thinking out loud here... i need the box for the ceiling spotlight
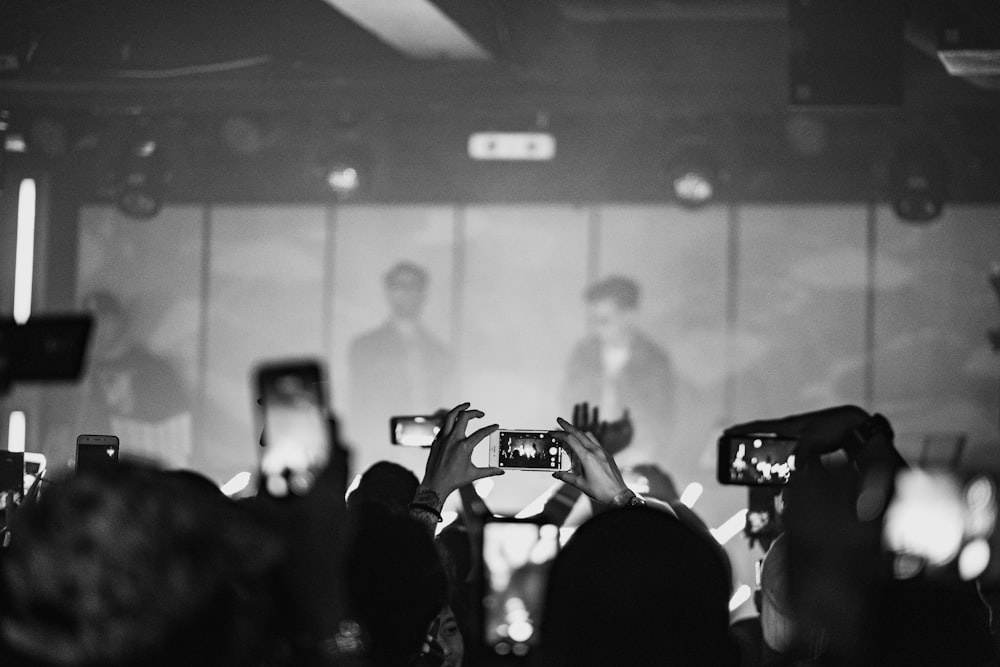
[665,140,721,208]
[325,162,360,197]
[889,142,948,224]
[113,125,166,220]
[318,140,368,200]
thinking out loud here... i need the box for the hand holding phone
[716,434,798,486]
[416,403,503,507]
[255,359,330,498]
[488,430,569,472]
[548,417,630,505]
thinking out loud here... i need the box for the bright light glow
[5,134,27,152]
[326,166,359,195]
[507,620,533,643]
[220,471,252,497]
[7,411,26,453]
[680,482,704,508]
[468,132,556,161]
[959,538,991,581]
[345,473,363,500]
[673,171,713,203]
[884,470,964,566]
[321,0,490,60]
[729,584,752,611]
[711,509,748,545]
[14,179,37,324]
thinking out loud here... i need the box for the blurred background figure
[562,275,675,468]
[75,291,192,468]
[348,262,453,468]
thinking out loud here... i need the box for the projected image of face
[587,298,633,346]
[385,266,427,321]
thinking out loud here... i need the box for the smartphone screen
[481,520,572,656]
[255,360,328,497]
[717,434,798,486]
[75,435,120,475]
[389,415,442,448]
[0,451,24,496]
[496,431,564,471]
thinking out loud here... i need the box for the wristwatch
[609,488,647,509]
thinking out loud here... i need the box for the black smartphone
[254,359,329,497]
[480,517,568,657]
[75,434,120,475]
[0,451,24,497]
[717,433,798,486]
[389,415,443,448]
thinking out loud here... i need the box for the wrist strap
[408,502,443,522]
[609,488,645,508]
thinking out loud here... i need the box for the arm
[409,402,504,532]
[549,418,674,516]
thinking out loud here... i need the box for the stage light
[468,132,556,161]
[729,584,752,612]
[220,471,252,497]
[680,482,704,508]
[318,140,369,200]
[325,163,360,197]
[14,178,36,324]
[8,411,26,453]
[664,140,721,208]
[711,509,748,545]
[113,125,166,220]
[889,142,948,224]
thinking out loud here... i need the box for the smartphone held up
[717,433,798,486]
[254,359,330,498]
[488,430,570,472]
[75,434,120,475]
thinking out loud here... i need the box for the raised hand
[549,417,630,505]
[724,405,871,458]
[571,401,634,456]
[414,402,503,512]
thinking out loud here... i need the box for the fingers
[451,408,485,440]
[473,466,505,480]
[442,402,471,435]
[465,423,499,447]
[552,470,579,486]
[572,402,584,427]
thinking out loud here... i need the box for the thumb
[552,470,579,486]
[475,466,505,480]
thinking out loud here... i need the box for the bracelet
[609,488,646,509]
[408,502,443,522]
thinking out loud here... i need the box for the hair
[540,507,736,667]
[0,463,283,667]
[384,262,429,289]
[347,461,420,516]
[584,275,640,310]
[346,504,447,667]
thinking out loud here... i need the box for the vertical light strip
[13,178,37,324]
[8,411,26,453]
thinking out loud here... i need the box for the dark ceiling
[1,0,999,204]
